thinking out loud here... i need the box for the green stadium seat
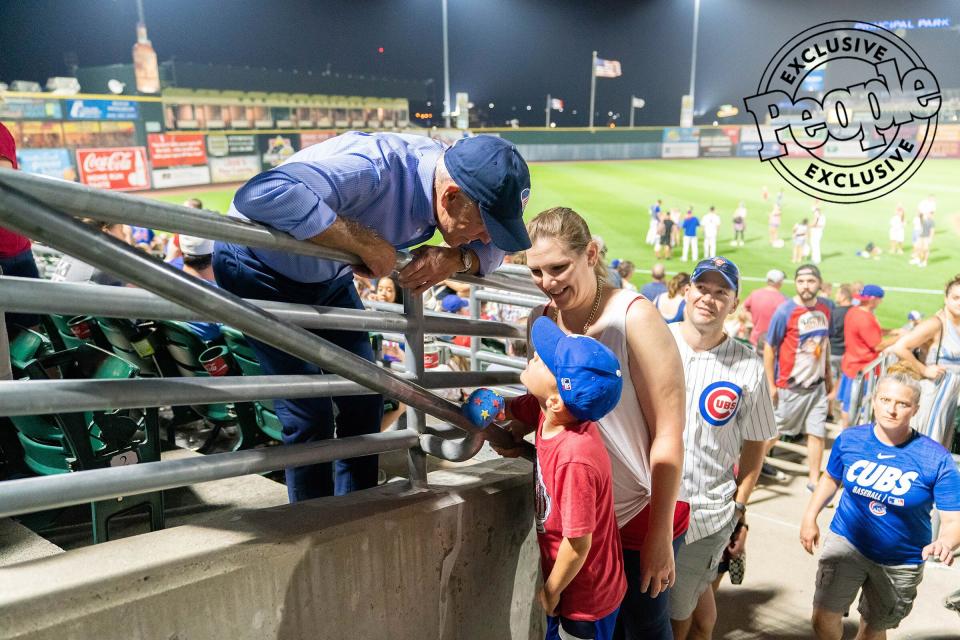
[94,318,161,375]
[153,321,268,450]
[220,326,282,443]
[7,343,164,543]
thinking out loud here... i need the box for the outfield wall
[5,86,959,191]
[0,459,542,640]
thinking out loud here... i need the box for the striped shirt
[669,323,777,543]
[227,131,504,283]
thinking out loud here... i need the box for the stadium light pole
[688,0,701,118]
[442,0,452,128]
[589,51,597,129]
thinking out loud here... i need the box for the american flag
[594,57,622,78]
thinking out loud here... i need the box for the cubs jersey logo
[699,381,743,427]
[869,500,887,517]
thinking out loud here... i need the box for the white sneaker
[909,258,919,265]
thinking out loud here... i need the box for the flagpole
[629,95,635,128]
[589,50,597,129]
[545,94,551,128]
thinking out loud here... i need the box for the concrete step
[25,447,289,550]
[0,518,64,567]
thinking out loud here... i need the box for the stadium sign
[744,21,940,204]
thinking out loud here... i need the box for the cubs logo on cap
[699,381,742,427]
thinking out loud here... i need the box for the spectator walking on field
[810,206,826,264]
[732,202,747,247]
[889,205,906,255]
[701,206,721,258]
[681,209,700,262]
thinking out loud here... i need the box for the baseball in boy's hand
[460,388,505,428]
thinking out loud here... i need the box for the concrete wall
[0,459,543,640]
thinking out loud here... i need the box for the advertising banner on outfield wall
[76,147,151,191]
[259,134,299,170]
[148,133,208,168]
[928,124,960,158]
[66,99,139,121]
[206,134,257,157]
[699,127,740,157]
[16,148,77,181]
[661,127,699,158]
[151,165,211,189]
[0,98,62,120]
[209,155,261,183]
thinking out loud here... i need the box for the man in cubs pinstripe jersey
[668,257,778,640]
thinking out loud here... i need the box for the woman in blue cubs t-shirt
[800,368,960,639]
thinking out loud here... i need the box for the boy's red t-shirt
[512,393,626,621]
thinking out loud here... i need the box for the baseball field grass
[148,158,960,328]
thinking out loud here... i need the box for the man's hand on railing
[398,245,462,296]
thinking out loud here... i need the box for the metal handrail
[0,178,535,517]
[0,169,542,297]
[0,371,522,417]
[0,276,526,339]
[0,431,420,519]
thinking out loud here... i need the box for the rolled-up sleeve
[467,240,505,277]
[232,156,381,241]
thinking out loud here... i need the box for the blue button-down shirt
[228,131,504,283]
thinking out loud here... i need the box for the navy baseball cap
[860,284,885,299]
[530,316,623,422]
[445,135,532,252]
[692,256,740,293]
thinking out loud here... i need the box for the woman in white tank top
[891,276,960,449]
[496,207,686,640]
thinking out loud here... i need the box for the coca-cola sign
[76,147,151,191]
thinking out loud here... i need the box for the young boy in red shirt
[512,316,627,640]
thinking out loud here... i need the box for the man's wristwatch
[456,247,474,274]
[734,501,747,517]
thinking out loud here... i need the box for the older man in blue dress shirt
[213,131,531,502]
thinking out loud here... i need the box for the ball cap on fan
[530,316,623,422]
[444,135,531,253]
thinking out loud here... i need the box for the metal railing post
[469,285,480,371]
[402,291,428,489]
[0,266,10,382]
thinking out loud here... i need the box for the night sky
[2,0,959,126]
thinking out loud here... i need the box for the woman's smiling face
[525,236,598,311]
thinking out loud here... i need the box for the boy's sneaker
[761,462,788,482]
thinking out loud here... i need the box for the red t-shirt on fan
[0,229,31,258]
[512,393,626,621]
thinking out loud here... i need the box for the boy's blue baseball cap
[530,316,623,422]
[445,135,532,253]
[692,256,740,293]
